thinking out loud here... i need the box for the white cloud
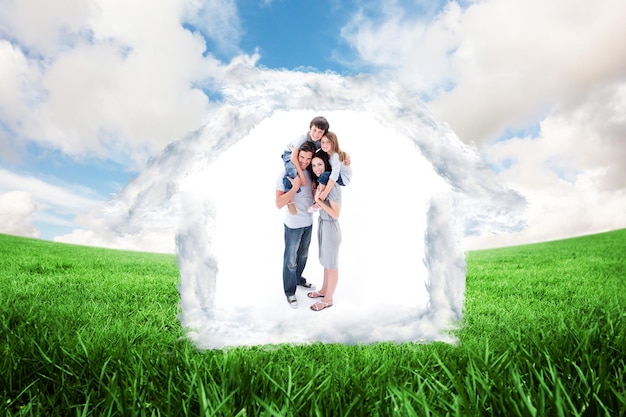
[344,0,626,143]
[0,190,39,238]
[0,168,104,241]
[0,169,102,211]
[0,0,95,55]
[0,0,238,166]
[183,0,241,54]
[342,0,626,248]
[465,83,626,249]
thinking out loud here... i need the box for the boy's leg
[282,151,299,192]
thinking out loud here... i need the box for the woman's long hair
[308,148,332,181]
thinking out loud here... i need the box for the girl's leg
[317,171,330,185]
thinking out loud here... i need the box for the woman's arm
[314,187,340,219]
[319,154,340,199]
[319,179,336,200]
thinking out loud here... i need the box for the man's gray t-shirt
[276,170,314,229]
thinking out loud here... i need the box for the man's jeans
[283,224,312,296]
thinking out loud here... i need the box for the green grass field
[1,230,625,416]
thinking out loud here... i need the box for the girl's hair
[310,116,329,134]
[308,148,332,181]
[323,131,347,162]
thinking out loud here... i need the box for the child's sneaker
[307,205,320,213]
[288,202,298,215]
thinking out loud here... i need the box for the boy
[281,116,329,193]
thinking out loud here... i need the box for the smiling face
[311,156,326,177]
[298,150,313,170]
[309,125,325,141]
[320,135,332,153]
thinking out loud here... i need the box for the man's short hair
[299,141,316,154]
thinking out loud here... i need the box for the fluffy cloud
[465,84,626,248]
[0,190,39,238]
[0,0,239,165]
[342,0,626,248]
[0,168,103,240]
[343,0,626,144]
[2,0,624,254]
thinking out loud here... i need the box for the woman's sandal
[307,291,325,299]
[310,301,333,311]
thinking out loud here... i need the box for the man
[276,141,317,308]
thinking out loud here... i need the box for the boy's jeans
[282,151,299,191]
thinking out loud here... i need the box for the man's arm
[276,176,302,209]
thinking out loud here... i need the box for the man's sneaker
[286,295,298,309]
[298,281,316,290]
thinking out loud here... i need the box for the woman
[307,148,342,311]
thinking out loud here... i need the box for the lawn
[1,230,625,416]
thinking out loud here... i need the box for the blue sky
[1,0,625,251]
[238,1,351,71]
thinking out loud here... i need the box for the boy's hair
[299,141,316,155]
[324,131,347,162]
[310,116,329,134]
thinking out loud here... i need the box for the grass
[1,230,625,416]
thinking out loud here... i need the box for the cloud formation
[0,190,38,238]
[0,0,230,164]
[73,68,523,347]
[1,0,624,249]
[342,0,626,247]
[0,168,102,238]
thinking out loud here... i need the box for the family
[275,116,352,311]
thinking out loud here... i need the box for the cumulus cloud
[343,0,626,143]
[0,190,39,238]
[342,0,626,248]
[0,0,238,166]
[465,83,626,248]
[0,168,103,241]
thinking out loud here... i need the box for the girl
[316,131,352,201]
